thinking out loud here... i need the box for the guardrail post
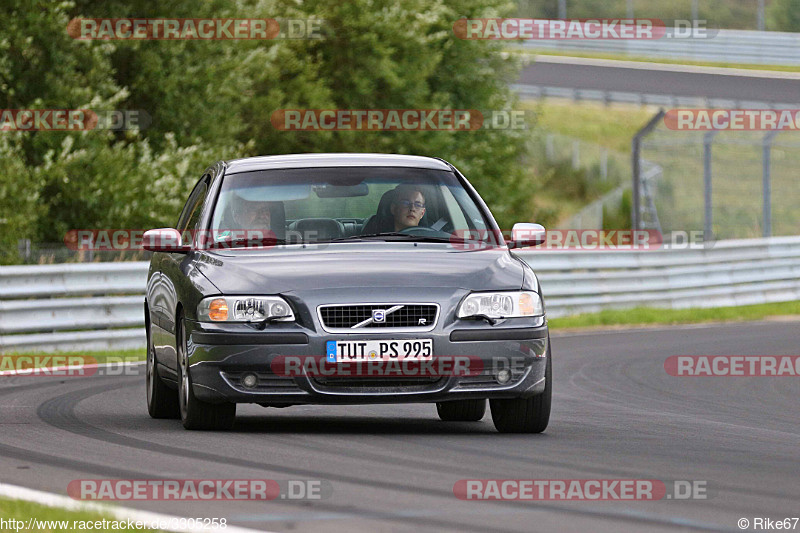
[600,148,608,181]
[631,109,665,231]
[762,131,778,237]
[17,239,31,262]
[703,131,718,240]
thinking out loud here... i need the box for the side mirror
[142,228,191,253]
[511,223,546,248]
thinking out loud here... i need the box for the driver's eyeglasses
[397,200,425,211]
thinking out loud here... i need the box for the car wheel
[146,319,180,419]
[176,313,236,430]
[436,399,486,422]
[490,339,552,434]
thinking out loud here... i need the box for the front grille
[319,304,438,330]
[313,376,441,387]
[311,376,445,393]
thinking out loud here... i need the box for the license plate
[326,339,433,362]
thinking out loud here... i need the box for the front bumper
[185,318,549,405]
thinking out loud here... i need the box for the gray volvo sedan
[143,153,551,432]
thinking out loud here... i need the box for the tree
[767,0,800,31]
[1,0,533,255]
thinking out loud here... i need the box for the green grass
[0,498,165,532]
[549,300,800,329]
[0,349,145,370]
[521,99,652,153]
[44,349,145,363]
[516,50,800,73]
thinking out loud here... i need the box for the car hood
[195,243,525,294]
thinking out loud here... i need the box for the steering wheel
[399,226,450,238]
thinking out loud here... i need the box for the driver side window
[176,176,210,233]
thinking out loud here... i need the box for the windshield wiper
[328,232,452,243]
[333,232,409,240]
[209,236,287,249]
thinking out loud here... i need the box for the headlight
[457,291,544,319]
[197,296,295,322]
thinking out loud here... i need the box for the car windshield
[209,166,493,248]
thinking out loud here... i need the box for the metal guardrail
[0,262,149,353]
[1,236,799,352]
[512,84,799,109]
[517,29,800,66]
[518,236,800,316]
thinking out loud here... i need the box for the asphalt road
[519,58,800,104]
[1,321,798,532]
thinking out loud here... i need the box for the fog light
[496,369,512,384]
[242,373,258,389]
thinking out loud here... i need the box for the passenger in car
[213,195,277,245]
[231,195,272,231]
[390,184,426,231]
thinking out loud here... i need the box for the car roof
[223,153,452,174]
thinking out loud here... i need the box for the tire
[490,339,552,434]
[177,313,236,430]
[146,319,180,419]
[436,399,486,422]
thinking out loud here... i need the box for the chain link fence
[636,115,800,240]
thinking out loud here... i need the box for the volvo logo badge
[351,305,404,329]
